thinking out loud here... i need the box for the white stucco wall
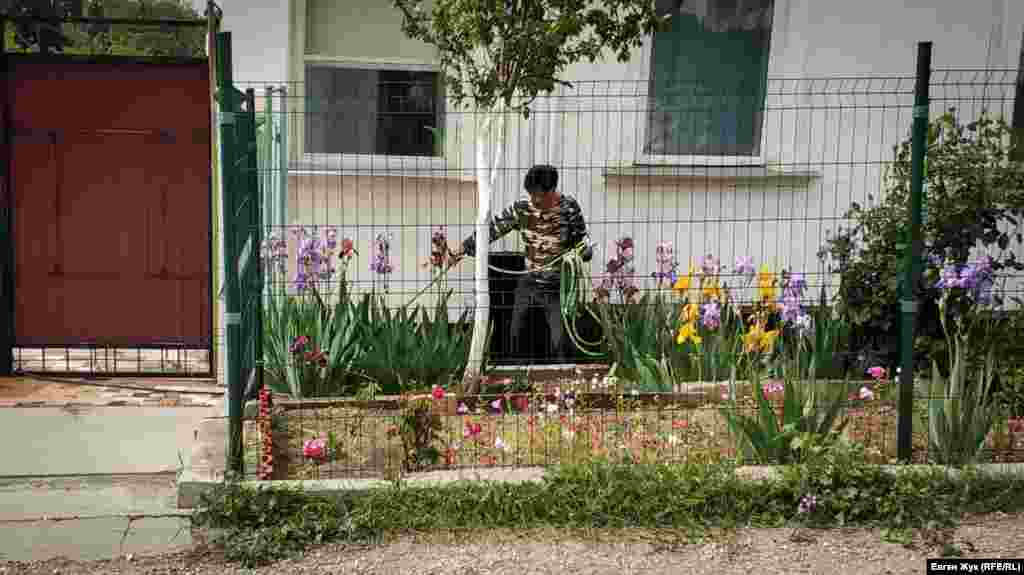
[197,0,290,82]
[217,0,1024,315]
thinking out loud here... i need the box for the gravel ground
[4,512,1024,575]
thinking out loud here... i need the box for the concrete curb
[176,462,1024,509]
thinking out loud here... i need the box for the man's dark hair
[524,164,558,193]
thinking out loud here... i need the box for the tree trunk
[461,108,506,395]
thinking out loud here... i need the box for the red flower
[290,335,309,354]
[1009,418,1024,434]
[671,419,689,430]
[340,238,355,257]
[432,385,446,400]
[511,394,529,411]
[463,421,482,438]
[303,349,327,367]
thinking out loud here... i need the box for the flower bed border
[243,378,867,419]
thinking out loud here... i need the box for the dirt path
[6,512,1024,575]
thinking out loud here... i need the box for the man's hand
[449,245,466,265]
[581,244,594,263]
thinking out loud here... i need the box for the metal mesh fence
[231,63,1024,479]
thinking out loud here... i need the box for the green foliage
[264,287,471,398]
[819,109,1024,358]
[719,377,849,465]
[263,291,364,398]
[995,363,1024,417]
[2,0,83,53]
[193,457,1024,566]
[926,293,1002,465]
[780,440,962,530]
[396,398,445,471]
[788,288,851,379]
[191,483,363,569]
[355,291,471,395]
[392,0,669,116]
[928,356,999,465]
[593,294,685,384]
[691,297,746,382]
[4,0,205,57]
[628,348,676,394]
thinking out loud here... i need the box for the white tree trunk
[461,108,506,394]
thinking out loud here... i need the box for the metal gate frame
[214,31,263,476]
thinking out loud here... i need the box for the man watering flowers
[450,164,593,362]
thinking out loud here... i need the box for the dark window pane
[304,65,443,157]
[645,0,773,157]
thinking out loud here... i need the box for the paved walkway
[0,377,224,562]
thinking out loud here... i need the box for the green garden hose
[406,241,606,356]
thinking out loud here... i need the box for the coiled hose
[407,241,606,356]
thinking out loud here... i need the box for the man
[451,164,592,362]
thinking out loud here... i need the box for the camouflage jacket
[462,194,589,284]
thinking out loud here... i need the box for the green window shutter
[646,0,774,157]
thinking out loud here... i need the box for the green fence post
[215,30,244,478]
[278,86,288,232]
[245,87,265,405]
[897,41,931,463]
[262,86,274,238]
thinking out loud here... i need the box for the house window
[644,0,774,158]
[304,65,444,157]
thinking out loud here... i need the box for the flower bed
[245,380,1024,481]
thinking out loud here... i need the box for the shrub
[819,109,1024,367]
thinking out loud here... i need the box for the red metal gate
[5,55,212,373]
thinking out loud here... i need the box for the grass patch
[193,441,1024,568]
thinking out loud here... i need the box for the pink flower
[456,402,468,415]
[431,385,446,400]
[859,386,875,401]
[463,422,482,438]
[762,381,784,395]
[290,335,309,354]
[490,398,503,412]
[867,366,887,380]
[303,438,327,461]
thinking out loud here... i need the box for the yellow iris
[743,321,779,354]
[672,265,696,295]
[676,321,702,346]
[702,280,722,302]
[681,302,700,324]
[757,265,777,303]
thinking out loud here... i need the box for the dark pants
[510,274,564,363]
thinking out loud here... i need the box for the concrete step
[0,474,192,562]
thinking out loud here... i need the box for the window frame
[297,56,448,173]
[638,0,782,167]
